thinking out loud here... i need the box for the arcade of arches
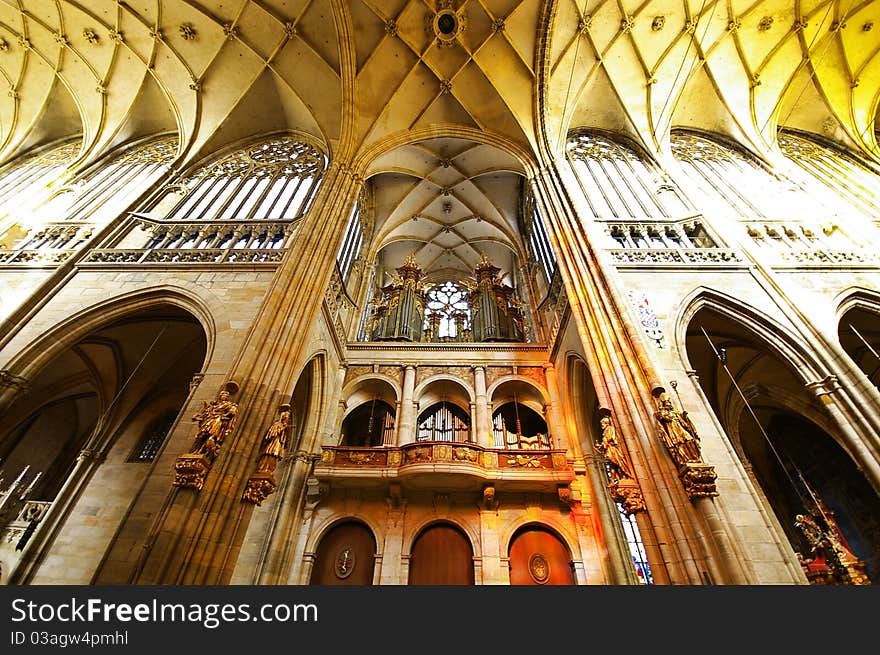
[1,1,880,587]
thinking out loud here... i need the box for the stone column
[478,509,503,583]
[472,365,491,447]
[397,364,417,444]
[542,364,568,450]
[131,161,365,585]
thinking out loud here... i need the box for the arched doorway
[408,523,474,585]
[0,303,207,583]
[687,305,880,583]
[509,526,575,585]
[310,521,377,585]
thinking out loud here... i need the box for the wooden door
[409,524,475,585]
[509,527,574,585]
[310,522,376,585]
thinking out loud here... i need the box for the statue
[242,403,293,505]
[191,385,239,459]
[173,380,239,491]
[653,392,702,466]
[597,413,635,483]
[255,404,292,475]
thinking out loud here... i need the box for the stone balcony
[313,442,574,494]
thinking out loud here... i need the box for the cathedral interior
[0,0,879,586]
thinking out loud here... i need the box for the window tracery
[164,135,325,221]
[424,281,472,340]
[778,130,880,220]
[567,132,690,219]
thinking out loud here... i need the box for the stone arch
[305,514,383,557]
[500,516,581,566]
[674,287,825,383]
[341,375,401,419]
[414,375,474,412]
[1,286,217,386]
[487,375,550,413]
[403,516,480,559]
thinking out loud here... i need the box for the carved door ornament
[334,546,356,579]
[528,553,550,584]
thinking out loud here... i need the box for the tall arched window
[566,131,690,219]
[0,138,81,229]
[670,130,821,221]
[64,135,179,222]
[164,135,326,221]
[778,130,880,220]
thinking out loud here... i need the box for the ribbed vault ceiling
[0,1,878,171]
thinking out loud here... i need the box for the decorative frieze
[81,248,285,266]
[610,249,744,267]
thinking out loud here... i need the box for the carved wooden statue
[654,395,702,466]
[598,415,635,483]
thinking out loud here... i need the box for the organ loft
[0,1,879,586]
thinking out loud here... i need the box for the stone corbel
[304,477,328,510]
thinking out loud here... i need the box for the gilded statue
[598,414,635,483]
[654,394,702,466]
[255,404,292,475]
[191,387,239,458]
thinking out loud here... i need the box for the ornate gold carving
[795,500,870,585]
[242,404,292,505]
[242,473,277,506]
[597,409,636,484]
[173,382,239,490]
[434,445,452,460]
[678,463,719,499]
[172,453,212,491]
[481,451,498,468]
[348,451,376,464]
[653,387,703,467]
[506,454,543,468]
[453,447,478,462]
[405,446,431,463]
[334,546,356,578]
[551,452,568,469]
[321,449,336,464]
[609,478,647,515]
[387,450,402,466]
[529,553,550,583]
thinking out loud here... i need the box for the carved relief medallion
[529,553,550,584]
[334,546,356,579]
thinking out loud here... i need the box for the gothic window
[567,132,690,219]
[127,412,177,463]
[491,403,549,449]
[337,202,363,281]
[0,138,80,228]
[424,281,471,339]
[64,135,179,222]
[670,130,830,223]
[778,130,880,220]
[164,135,326,221]
[417,402,471,442]
[341,400,395,447]
[616,506,653,584]
[522,189,556,285]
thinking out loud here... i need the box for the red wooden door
[509,527,574,585]
[310,522,376,585]
[409,524,475,585]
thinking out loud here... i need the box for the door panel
[310,522,376,585]
[409,524,474,585]
[509,528,574,585]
